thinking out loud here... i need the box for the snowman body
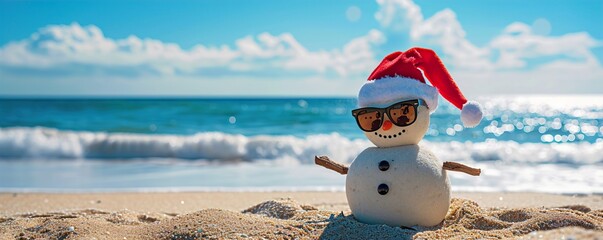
[346,144,450,227]
[339,47,483,227]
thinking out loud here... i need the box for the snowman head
[353,98,430,147]
[355,48,484,147]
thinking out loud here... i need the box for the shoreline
[2,191,602,216]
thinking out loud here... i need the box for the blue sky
[1,0,602,96]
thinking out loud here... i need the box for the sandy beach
[1,192,602,239]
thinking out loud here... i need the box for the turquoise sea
[0,95,601,193]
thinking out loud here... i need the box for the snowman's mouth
[374,130,406,139]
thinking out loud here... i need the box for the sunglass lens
[356,109,382,132]
[388,103,417,126]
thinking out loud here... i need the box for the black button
[378,184,389,195]
[378,161,390,171]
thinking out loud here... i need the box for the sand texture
[1,196,602,239]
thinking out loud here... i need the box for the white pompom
[461,101,483,128]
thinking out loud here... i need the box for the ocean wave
[0,127,370,163]
[1,127,602,165]
[425,140,603,165]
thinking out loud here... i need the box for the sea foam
[0,127,369,163]
[1,127,601,166]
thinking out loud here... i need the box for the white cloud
[374,0,602,72]
[373,0,603,96]
[0,23,385,76]
[375,0,422,32]
[375,0,490,70]
[490,22,600,69]
[1,0,602,96]
[0,24,239,74]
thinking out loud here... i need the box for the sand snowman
[316,47,483,228]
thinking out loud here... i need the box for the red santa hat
[358,47,483,127]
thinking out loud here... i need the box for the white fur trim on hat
[461,101,483,128]
[358,76,439,112]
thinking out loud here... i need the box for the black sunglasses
[351,99,426,132]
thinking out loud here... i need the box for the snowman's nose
[382,120,393,131]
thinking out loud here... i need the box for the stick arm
[314,156,348,175]
[315,156,481,176]
[443,161,481,176]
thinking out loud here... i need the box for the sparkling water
[1,95,602,193]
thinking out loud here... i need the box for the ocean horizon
[1,94,602,194]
